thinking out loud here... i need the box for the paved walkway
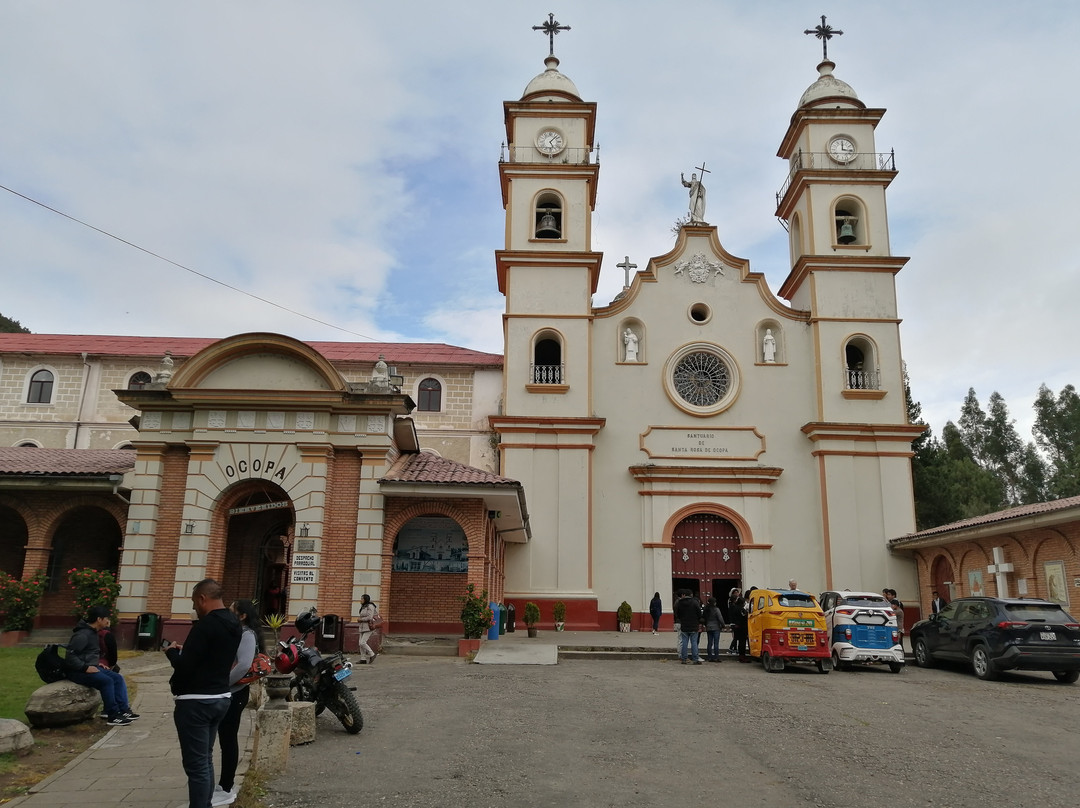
[9,629,911,807]
[8,653,253,808]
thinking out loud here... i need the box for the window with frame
[27,369,54,404]
[128,371,153,390]
[417,378,442,412]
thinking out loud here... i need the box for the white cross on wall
[986,546,1014,598]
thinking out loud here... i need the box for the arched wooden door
[931,555,955,602]
[671,513,741,604]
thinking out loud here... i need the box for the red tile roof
[0,334,503,367]
[0,447,136,476]
[379,452,520,487]
[890,494,1080,545]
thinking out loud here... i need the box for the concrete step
[21,628,70,646]
[559,649,675,661]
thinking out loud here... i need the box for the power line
[0,182,379,341]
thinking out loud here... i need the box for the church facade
[0,40,926,641]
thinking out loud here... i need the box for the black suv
[910,597,1080,683]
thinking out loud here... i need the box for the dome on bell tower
[798,60,864,109]
[522,56,581,101]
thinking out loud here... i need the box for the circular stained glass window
[664,343,740,416]
[673,352,730,406]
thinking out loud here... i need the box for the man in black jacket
[165,578,242,808]
[674,590,704,665]
[64,605,137,726]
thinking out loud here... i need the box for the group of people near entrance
[63,579,260,808]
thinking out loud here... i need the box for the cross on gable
[987,546,1015,598]
[616,255,637,289]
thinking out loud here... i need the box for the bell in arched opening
[536,208,561,239]
[837,217,857,244]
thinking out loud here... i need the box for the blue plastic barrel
[487,602,501,640]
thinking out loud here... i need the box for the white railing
[776,150,896,203]
[503,146,596,165]
[531,364,564,384]
[844,367,882,390]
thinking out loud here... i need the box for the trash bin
[487,602,501,641]
[506,602,516,633]
[499,603,508,635]
[134,613,160,651]
[318,614,343,652]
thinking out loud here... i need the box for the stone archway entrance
[220,482,294,617]
[671,513,742,610]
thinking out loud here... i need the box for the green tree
[956,388,1044,506]
[1033,384,1080,499]
[0,312,30,333]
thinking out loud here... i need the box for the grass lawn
[0,647,46,723]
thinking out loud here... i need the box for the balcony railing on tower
[844,367,882,391]
[531,364,564,384]
[775,149,896,206]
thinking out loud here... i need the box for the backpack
[36,644,67,684]
[236,651,273,685]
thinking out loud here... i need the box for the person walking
[213,599,263,807]
[649,592,663,635]
[358,593,379,664]
[731,595,750,662]
[726,587,741,654]
[702,597,725,662]
[674,590,703,665]
[63,605,138,726]
[165,579,242,808]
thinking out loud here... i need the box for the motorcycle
[275,609,363,734]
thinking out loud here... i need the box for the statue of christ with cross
[680,162,710,223]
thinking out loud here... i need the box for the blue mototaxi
[819,590,905,673]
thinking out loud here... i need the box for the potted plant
[263,612,288,656]
[617,601,633,633]
[552,601,566,631]
[523,601,541,638]
[458,584,493,656]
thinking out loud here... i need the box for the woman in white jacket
[358,593,378,664]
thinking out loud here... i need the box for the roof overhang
[379,481,531,543]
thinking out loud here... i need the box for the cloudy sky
[1,2,1077,440]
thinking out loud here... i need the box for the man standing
[64,605,138,726]
[931,590,949,614]
[674,590,703,665]
[165,579,242,808]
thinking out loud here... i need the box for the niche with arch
[833,196,867,247]
[533,191,565,240]
[789,212,805,264]
[842,334,883,393]
[618,319,645,363]
[530,329,565,386]
[756,320,784,365]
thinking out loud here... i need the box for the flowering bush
[68,568,121,623]
[0,570,47,631]
[458,584,493,639]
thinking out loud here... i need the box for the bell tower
[491,17,606,626]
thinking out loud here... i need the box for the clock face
[536,129,565,155]
[828,136,857,163]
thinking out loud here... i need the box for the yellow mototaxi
[746,588,832,673]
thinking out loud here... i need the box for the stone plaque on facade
[366,415,386,434]
[266,412,285,430]
[142,411,162,430]
[295,412,314,430]
[237,411,256,429]
[295,538,316,553]
[208,410,227,429]
[639,426,765,460]
[292,553,317,568]
[338,414,356,433]
[291,568,318,584]
[172,411,192,430]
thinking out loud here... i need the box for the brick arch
[0,501,29,579]
[384,500,486,560]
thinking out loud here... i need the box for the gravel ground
[265,655,1080,808]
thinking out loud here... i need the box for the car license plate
[333,667,352,681]
[1040,631,1057,641]
[789,632,814,647]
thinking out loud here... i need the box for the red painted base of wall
[0,631,29,647]
[458,638,482,656]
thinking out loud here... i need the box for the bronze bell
[837,221,856,244]
[536,211,561,238]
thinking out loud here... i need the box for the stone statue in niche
[763,329,777,363]
[623,328,639,362]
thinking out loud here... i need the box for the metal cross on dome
[804,15,843,61]
[533,12,570,57]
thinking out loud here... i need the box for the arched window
[17,441,39,448]
[417,378,442,412]
[532,334,563,384]
[834,197,865,245]
[27,369,54,404]
[127,371,153,390]
[844,336,880,390]
[534,192,563,240]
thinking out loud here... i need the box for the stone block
[288,701,317,745]
[0,718,33,754]
[24,681,101,728]
[252,705,291,770]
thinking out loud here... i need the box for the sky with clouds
[1,1,1077,441]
